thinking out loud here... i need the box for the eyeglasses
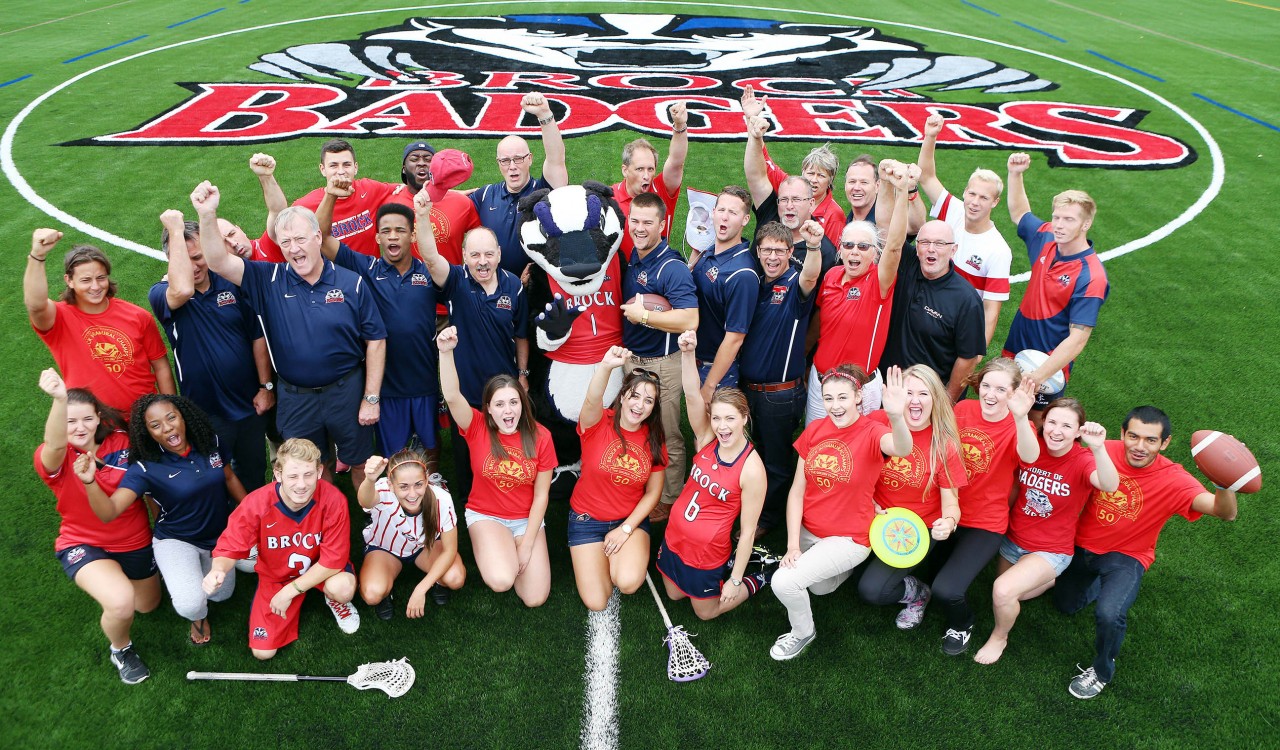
[777,196,811,205]
[916,239,955,249]
[840,241,874,251]
[497,154,532,167]
[759,246,790,256]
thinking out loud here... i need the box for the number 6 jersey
[213,479,351,583]
[664,441,755,570]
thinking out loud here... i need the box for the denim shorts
[999,537,1073,576]
[465,508,544,538]
[566,510,651,547]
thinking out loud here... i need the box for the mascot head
[518,181,623,297]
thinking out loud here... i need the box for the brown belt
[742,378,803,393]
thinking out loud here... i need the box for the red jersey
[813,266,895,375]
[35,431,151,553]
[295,178,410,257]
[461,409,558,520]
[570,409,667,520]
[612,174,680,256]
[955,400,1022,534]
[1076,441,1204,569]
[34,299,168,415]
[794,416,891,544]
[546,254,624,364]
[1008,439,1097,555]
[665,441,754,569]
[763,146,844,246]
[869,413,968,526]
[251,231,284,263]
[213,480,350,583]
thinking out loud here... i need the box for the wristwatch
[259,382,274,392]
[620,523,634,535]
[729,577,743,587]
[364,393,380,405]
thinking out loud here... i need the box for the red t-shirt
[213,479,350,583]
[762,145,844,246]
[794,416,890,544]
[461,408,557,520]
[34,431,151,553]
[665,441,753,570]
[869,412,968,526]
[955,400,1022,534]
[295,178,410,257]
[546,254,624,364]
[34,299,168,415]
[570,409,667,520]
[1075,441,1204,569]
[612,174,680,256]
[251,231,285,263]
[813,266,895,375]
[1008,438,1097,555]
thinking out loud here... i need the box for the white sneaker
[769,631,816,661]
[326,597,361,634]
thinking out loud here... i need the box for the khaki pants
[625,351,685,506]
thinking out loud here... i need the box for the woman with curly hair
[82,393,246,645]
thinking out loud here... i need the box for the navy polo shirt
[879,246,986,380]
[119,443,230,550]
[332,244,438,399]
[690,241,758,362]
[740,267,816,384]
[471,176,551,277]
[237,258,386,388]
[149,272,262,422]
[621,241,699,358]
[439,264,528,407]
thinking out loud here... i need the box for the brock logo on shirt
[209,451,224,469]
[411,273,429,286]
[216,291,237,306]
[845,287,862,301]
[705,265,719,283]
[636,271,649,287]
[1058,274,1073,287]
[252,626,269,641]
[496,295,513,311]
[325,289,346,304]
[771,285,787,304]
[965,254,983,270]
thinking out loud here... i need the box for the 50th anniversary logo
[5,8,1220,263]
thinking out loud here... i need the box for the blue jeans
[744,383,806,531]
[1053,547,1146,683]
[697,359,739,389]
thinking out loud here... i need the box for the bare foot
[973,636,1007,664]
[189,617,211,645]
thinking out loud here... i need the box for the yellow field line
[1226,0,1280,10]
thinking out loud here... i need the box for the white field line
[580,589,621,750]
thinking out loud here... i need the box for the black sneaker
[374,595,394,621]
[941,627,972,656]
[429,583,450,606]
[110,645,149,685]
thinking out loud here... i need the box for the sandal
[189,617,211,646]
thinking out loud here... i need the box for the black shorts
[56,543,157,581]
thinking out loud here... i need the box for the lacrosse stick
[645,573,711,682]
[187,657,415,698]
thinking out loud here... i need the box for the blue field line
[1193,93,1280,132]
[63,35,148,64]
[1085,50,1165,82]
[961,0,1001,16]
[0,74,33,88]
[168,8,225,29]
[1012,21,1067,43]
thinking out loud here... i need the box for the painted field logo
[88,13,1194,169]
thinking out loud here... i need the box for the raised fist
[249,153,277,176]
[30,228,63,260]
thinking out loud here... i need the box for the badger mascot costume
[517,182,627,498]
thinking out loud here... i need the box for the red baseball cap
[426,149,473,201]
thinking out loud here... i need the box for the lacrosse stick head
[663,626,711,682]
[347,658,416,698]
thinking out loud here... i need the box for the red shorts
[248,579,306,651]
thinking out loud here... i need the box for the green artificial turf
[1,2,1277,748]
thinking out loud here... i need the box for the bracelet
[806,244,820,250]
[29,253,45,262]
[292,582,304,594]
[537,115,554,126]
[518,369,530,377]
[908,192,919,201]
[672,125,688,134]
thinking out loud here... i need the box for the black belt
[280,367,360,395]
[742,377,803,393]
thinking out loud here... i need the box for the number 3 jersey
[664,441,754,570]
[213,479,351,583]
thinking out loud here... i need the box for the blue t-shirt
[690,241,759,362]
[740,267,816,384]
[439,264,528,407]
[149,273,262,422]
[471,176,551,277]
[119,443,230,550]
[332,245,439,399]
[237,259,387,388]
[621,241,699,358]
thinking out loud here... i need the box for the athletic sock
[111,642,132,655]
[741,570,771,597]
